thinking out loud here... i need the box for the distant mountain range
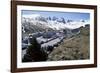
[22,14,90,33]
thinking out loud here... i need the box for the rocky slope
[47,25,90,61]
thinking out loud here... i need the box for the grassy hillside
[47,25,90,61]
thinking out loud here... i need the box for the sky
[22,10,90,21]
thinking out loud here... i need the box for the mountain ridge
[22,14,90,31]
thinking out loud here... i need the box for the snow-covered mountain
[22,14,90,30]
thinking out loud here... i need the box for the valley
[21,14,90,62]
